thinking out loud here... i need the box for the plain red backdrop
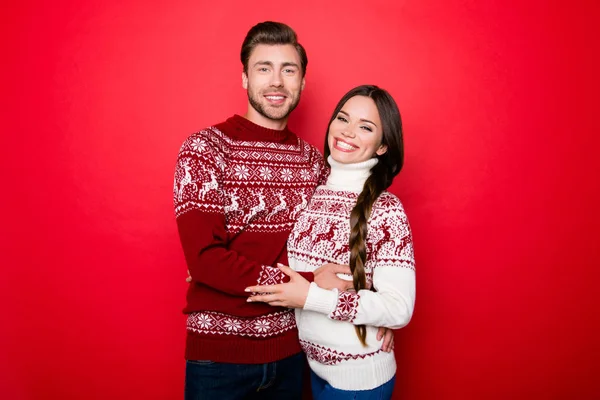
[2,0,599,399]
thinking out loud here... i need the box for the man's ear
[301,77,306,91]
[242,72,248,89]
[376,144,388,156]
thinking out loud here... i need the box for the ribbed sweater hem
[308,351,397,391]
[185,328,302,364]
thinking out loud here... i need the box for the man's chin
[249,96,298,122]
[261,107,291,121]
[265,113,289,121]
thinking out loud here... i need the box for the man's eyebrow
[281,62,300,69]
[252,61,300,69]
[253,61,274,68]
[337,110,378,127]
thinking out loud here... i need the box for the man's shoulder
[293,136,323,158]
[178,123,232,154]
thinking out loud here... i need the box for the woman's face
[327,95,388,164]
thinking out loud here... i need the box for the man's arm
[174,134,289,296]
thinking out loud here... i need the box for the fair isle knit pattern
[174,128,321,231]
[187,309,296,337]
[299,339,385,366]
[288,188,415,276]
[290,156,416,390]
[174,115,326,363]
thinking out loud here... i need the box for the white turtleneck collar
[325,155,379,192]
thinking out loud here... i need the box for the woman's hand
[245,264,310,308]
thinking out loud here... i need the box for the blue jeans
[311,371,396,400]
[184,353,303,400]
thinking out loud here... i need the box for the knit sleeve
[315,150,329,186]
[303,196,416,328]
[174,132,288,296]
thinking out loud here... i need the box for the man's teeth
[266,96,285,100]
[336,140,356,150]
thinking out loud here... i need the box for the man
[174,21,392,399]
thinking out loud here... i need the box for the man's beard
[247,86,301,121]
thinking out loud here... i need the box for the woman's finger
[247,294,278,303]
[276,263,296,277]
[245,285,277,293]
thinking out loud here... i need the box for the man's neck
[243,106,288,131]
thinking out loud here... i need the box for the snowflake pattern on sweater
[330,291,361,322]
[187,310,296,338]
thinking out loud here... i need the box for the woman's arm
[303,201,416,328]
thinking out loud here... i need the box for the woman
[246,85,416,399]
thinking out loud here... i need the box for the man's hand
[314,263,354,291]
[245,264,310,308]
[378,327,395,352]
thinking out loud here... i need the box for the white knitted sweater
[289,156,416,390]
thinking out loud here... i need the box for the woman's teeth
[337,140,356,150]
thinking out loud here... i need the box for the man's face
[243,44,305,122]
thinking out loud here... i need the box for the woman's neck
[325,156,378,192]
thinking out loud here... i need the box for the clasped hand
[186,263,395,351]
[244,262,355,308]
[245,263,310,308]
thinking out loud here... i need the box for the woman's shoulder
[370,192,411,230]
[374,191,405,211]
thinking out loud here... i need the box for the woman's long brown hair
[324,85,404,346]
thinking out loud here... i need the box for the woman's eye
[336,116,348,122]
[361,126,373,132]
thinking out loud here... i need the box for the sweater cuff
[303,282,338,315]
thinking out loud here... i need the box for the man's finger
[381,329,395,352]
[333,264,351,274]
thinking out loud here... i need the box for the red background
[2,0,599,399]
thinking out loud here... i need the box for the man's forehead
[248,44,301,64]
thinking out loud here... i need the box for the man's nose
[270,72,283,87]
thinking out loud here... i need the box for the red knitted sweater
[174,115,326,363]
